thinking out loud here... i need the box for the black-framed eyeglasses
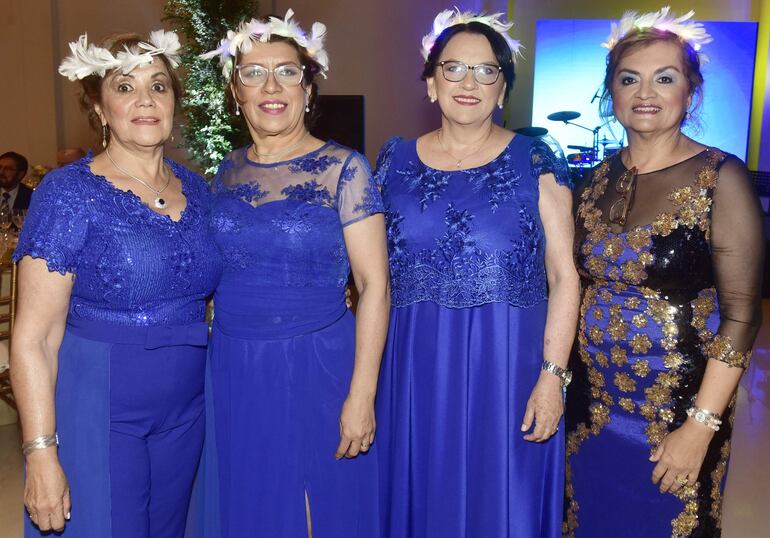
[438,61,502,85]
[235,63,305,87]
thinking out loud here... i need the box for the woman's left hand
[336,393,376,459]
[650,419,715,493]
[521,373,564,442]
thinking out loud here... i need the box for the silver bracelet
[686,405,722,431]
[542,360,572,388]
[21,433,59,457]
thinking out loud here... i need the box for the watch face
[695,411,706,422]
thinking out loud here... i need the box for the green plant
[164,0,258,174]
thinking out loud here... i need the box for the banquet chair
[0,260,18,411]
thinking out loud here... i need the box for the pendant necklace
[105,148,171,209]
[436,127,494,168]
[251,130,310,162]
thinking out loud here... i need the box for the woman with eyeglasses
[200,11,388,536]
[564,8,764,537]
[373,10,577,537]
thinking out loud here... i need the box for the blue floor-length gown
[208,142,383,536]
[374,135,572,537]
[15,154,221,537]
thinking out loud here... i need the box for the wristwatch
[542,360,572,387]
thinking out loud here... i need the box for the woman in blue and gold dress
[202,11,389,537]
[375,10,579,537]
[564,9,765,537]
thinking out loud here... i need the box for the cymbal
[547,110,581,122]
[513,126,548,137]
[567,144,593,151]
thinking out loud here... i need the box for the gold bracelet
[21,433,59,457]
[703,335,752,369]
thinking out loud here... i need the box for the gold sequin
[626,226,652,252]
[619,397,635,412]
[602,236,624,261]
[600,289,613,303]
[621,259,646,284]
[587,366,606,388]
[703,334,752,368]
[592,308,604,321]
[614,372,637,392]
[638,251,654,265]
[645,420,668,448]
[586,256,608,276]
[664,352,684,369]
[669,186,694,205]
[651,212,677,236]
[639,402,657,420]
[630,333,653,354]
[624,296,641,310]
[659,407,675,423]
[610,345,628,366]
[594,351,609,368]
[631,359,651,378]
[589,402,610,434]
[589,326,604,346]
[632,313,648,328]
[645,384,672,407]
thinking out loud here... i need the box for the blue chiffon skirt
[376,301,564,538]
[208,307,379,536]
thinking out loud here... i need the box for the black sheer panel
[709,156,765,351]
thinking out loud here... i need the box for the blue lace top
[375,135,571,309]
[14,154,222,326]
[210,141,384,289]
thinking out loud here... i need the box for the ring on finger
[676,475,689,486]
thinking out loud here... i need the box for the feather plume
[602,6,712,60]
[201,10,330,79]
[420,8,522,61]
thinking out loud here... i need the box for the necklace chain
[105,148,171,209]
[251,131,310,161]
[436,127,494,168]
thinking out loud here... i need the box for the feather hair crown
[602,6,712,59]
[201,9,329,80]
[58,30,182,81]
[421,7,523,62]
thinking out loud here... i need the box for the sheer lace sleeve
[530,138,572,188]
[708,156,765,362]
[13,167,90,275]
[373,136,402,188]
[336,151,384,227]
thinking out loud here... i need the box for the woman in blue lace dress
[374,11,579,538]
[11,33,221,537]
[201,12,389,536]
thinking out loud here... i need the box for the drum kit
[514,110,621,178]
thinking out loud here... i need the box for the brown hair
[599,28,704,126]
[78,33,183,132]
[228,33,323,129]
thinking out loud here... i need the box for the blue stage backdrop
[531,20,758,161]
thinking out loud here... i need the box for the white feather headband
[602,6,712,59]
[421,8,523,62]
[201,9,329,80]
[58,30,182,81]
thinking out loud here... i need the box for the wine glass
[0,206,11,254]
[12,209,26,231]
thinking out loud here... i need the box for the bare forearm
[542,274,580,369]
[10,342,58,441]
[348,283,390,400]
[693,361,744,416]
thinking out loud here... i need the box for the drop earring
[498,103,504,110]
[235,104,240,116]
[102,124,108,148]
[430,96,436,103]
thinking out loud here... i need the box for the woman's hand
[336,393,376,459]
[521,372,564,442]
[24,450,71,532]
[650,419,714,493]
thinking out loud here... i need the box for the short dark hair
[229,30,324,130]
[0,152,28,176]
[599,28,704,127]
[78,33,183,133]
[422,22,515,102]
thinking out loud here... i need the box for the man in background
[0,151,33,210]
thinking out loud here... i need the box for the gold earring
[102,124,108,148]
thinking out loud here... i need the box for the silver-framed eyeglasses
[438,61,502,85]
[235,63,305,87]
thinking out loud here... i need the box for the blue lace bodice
[210,141,383,290]
[375,135,571,309]
[14,154,222,325]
